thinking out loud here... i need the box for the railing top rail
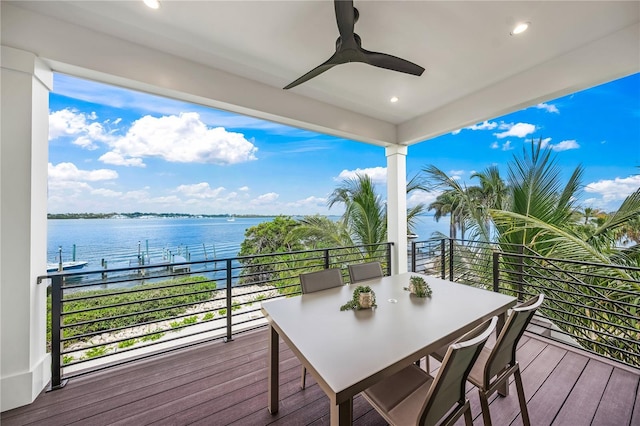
[37,241,394,283]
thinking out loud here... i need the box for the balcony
[2,240,638,424]
[1,328,638,425]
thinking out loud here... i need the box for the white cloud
[91,188,122,197]
[286,196,328,209]
[48,162,118,182]
[585,175,640,202]
[467,121,498,131]
[452,120,498,135]
[103,112,258,165]
[49,108,116,150]
[535,103,559,113]
[99,152,146,167]
[550,140,580,151]
[252,192,279,204]
[336,166,387,183]
[494,123,536,139]
[537,138,579,152]
[408,190,439,207]
[490,140,513,150]
[238,186,250,192]
[448,170,466,181]
[175,182,225,199]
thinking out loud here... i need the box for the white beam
[1,3,396,146]
[386,146,408,275]
[399,23,640,144]
[1,46,52,411]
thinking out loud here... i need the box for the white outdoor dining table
[261,272,517,425]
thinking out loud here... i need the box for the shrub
[117,339,137,349]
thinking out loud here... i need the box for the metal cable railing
[410,238,640,369]
[39,242,393,390]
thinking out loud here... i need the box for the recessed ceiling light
[390,96,399,103]
[510,22,530,35]
[144,0,160,9]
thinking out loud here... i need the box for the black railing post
[224,259,233,342]
[323,249,330,269]
[410,241,416,273]
[386,243,392,275]
[492,251,506,340]
[448,238,454,281]
[440,239,446,279]
[492,251,500,293]
[516,245,524,301]
[49,275,67,390]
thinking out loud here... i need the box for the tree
[238,216,303,286]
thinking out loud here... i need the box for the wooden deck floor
[2,328,639,426]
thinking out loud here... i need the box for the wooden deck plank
[1,331,267,420]
[519,351,589,425]
[468,341,567,426]
[1,328,638,426]
[590,367,640,426]
[632,382,640,426]
[91,353,301,425]
[551,359,613,425]
[4,338,290,426]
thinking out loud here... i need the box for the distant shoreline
[47,213,281,220]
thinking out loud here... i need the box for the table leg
[496,311,510,397]
[268,324,279,414]
[330,398,353,426]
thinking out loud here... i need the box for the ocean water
[48,215,450,270]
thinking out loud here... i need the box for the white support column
[1,46,52,411]
[385,145,408,275]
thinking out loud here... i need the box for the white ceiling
[3,1,639,146]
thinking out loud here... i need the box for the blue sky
[48,72,639,216]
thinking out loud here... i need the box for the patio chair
[363,316,497,426]
[348,261,383,284]
[298,268,344,388]
[430,293,544,426]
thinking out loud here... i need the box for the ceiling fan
[283,0,425,90]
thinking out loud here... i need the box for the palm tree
[472,165,508,211]
[328,174,386,255]
[292,173,426,258]
[422,165,491,242]
[428,190,460,239]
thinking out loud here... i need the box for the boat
[46,261,88,273]
[227,216,235,222]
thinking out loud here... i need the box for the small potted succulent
[407,275,432,298]
[340,285,377,311]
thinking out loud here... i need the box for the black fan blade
[360,48,425,76]
[283,55,341,89]
[334,0,355,41]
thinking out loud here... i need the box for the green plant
[202,312,215,321]
[117,339,137,349]
[218,308,227,316]
[62,355,75,364]
[141,332,165,342]
[84,345,110,358]
[182,316,198,325]
[169,321,181,328]
[231,303,242,311]
[254,294,266,301]
[47,276,217,349]
[407,276,432,298]
[340,285,377,311]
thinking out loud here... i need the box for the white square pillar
[1,46,52,411]
[385,145,408,274]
